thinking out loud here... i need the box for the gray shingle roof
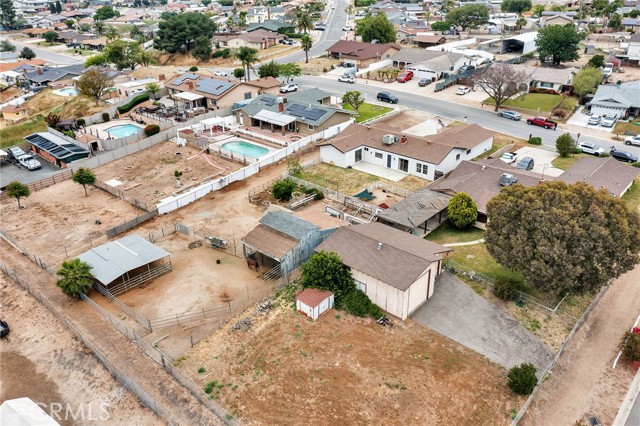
[590,81,640,109]
[260,210,319,241]
[25,64,85,83]
[378,189,452,228]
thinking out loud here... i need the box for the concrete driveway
[514,146,564,177]
[411,272,554,372]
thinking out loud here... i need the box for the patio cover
[0,398,60,426]
[174,91,204,101]
[253,109,297,126]
[77,234,170,285]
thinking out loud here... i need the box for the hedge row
[117,92,150,114]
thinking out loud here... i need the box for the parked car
[499,152,518,164]
[377,91,398,104]
[602,63,614,78]
[214,70,228,77]
[342,25,354,31]
[587,115,601,125]
[498,110,521,121]
[600,113,617,127]
[610,147,638,163]
[6,146,27,163]
[66,42,79,48]
[459,65,475,72]
[499,173,518,186]
[577,142,605,156]
[338,74,355,83]
[418,78,432,87]
[456,86,470,95]
[624,135,640,146]
[17,153,41,170]
[516,157,535,171]
[0,319,8,338]
[396,70,414,83]
[314,24,326,31]
[279,83,298,93]
[526,116,557,129]
[280,39,295,45]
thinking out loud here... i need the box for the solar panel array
[285,103,327,122]
[259,96,276,106]
[172,73,199,85]
[25,134,89,159]
[197,79,234,96]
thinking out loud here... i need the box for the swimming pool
[221,140,269,158]
[59,87,78,96]
[106,124,143,138]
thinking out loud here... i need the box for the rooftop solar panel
[25,133,89,159]
[172,73,199,85]
[285,103,327,121]
[197,79,234,96]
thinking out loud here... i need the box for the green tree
[342,90,364,114]
[146,82,160,99]
[258,60,280,78]
[55,0,62,13]
[555,132,575,157]
[78,23,92,32]
[507,363,537,395]
[587,54,605,68]
[49,2,56,14]
[202,0,212,5]
[431,21,451,31]
[6,180,30,209]
[65,19,75,28]
[447,192,478,229]
[516,16,527,30]
[56,259,93,299]
[486,181,640,294]
[621,331,640,362]
[295,13,314,34]
[301,251,356,302]
[129,25,144,41]
[155,12,217,53]
[43,30,58,44]
[272,178,296,201]
[99,40,143,70]
[474,63,528,111]
[550,4,566,11]
[572,66,603,100]
[532,4,545,16]
[192,35,212,61]
[94,5,120,21]
[0,39,15,52]
[300,34,312,64]
[345,3,355,18]
[136,50,152,67]
[234,46,258,81]
[19,46,36,60]
[94,21,105,35]
[536,24,582,65]
[446,4,489,30]
[279,63,301,82]
[356,12,396,43]
[608,13,623,30]
[233,67,245,80]
[77,68,113,105]
[105,25,120,43]
[84,53,109,67]
[72,167,97,196]
[501,0,532,13]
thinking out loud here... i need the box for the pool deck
[83,119,145,141]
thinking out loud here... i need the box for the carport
[78,234,172,297]
[242,224,295,273]
[500,32,537,55]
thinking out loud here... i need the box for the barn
[296,288,334,321]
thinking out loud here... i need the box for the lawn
[294,163,380,195]
[65,48,95,56]
[622,179,640,212]
[343,102,392,123]
[551,154,584,171]
[613,119,640,136]
[35,42,63,46]
[0,117,46,149]
[426,222,485,245]
[484,93,562,113]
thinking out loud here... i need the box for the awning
[174,91,204,101]
[253,109,297,126]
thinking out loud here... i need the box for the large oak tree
[535,24,582,65]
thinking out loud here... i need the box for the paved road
[411,272,554,372]
[296,76,640,156]
[7,39,84,65]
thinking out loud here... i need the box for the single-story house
[55,30,79,43]
[377,188,452,234]
[557,157,640,197]
[588,80,640,119]
[22,64,85,88]
[318,122,495,181]
[405,51,472,80]
[24,132,91,167]
[296,288,334,321]
[510,63,578,93]
[235,89,354,136]
[326,40,402,68]
[21,27,50,37]
[540,14,574,27]
[0,398,59,426]
[623,18,640,31]
[413,35,446,48]
[626,34,640,65]
[116,77,161,98]
[1,104,29,122]
[247,19,295,33]
[78,37,108,51]
[215,29,284,50]
[315,222,452,320]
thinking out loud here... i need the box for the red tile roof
[297,288,333,308]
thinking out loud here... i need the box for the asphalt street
[6,39,84,65]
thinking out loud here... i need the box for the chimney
[400,134,407,144]
[159,74,166,81]
[267,6,271,20]
[187,81,194,90]
[377,242,383,250]
[37,68,43,75]
[279,102,284,113]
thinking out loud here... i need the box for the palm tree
[94,21,105,35]
[56,259,93,299]
[296,13,314,34]
[300,34,312,64]
[345,4,355,19]
[234,46,259,81]
[105,26,120,43]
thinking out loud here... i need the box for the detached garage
[296,288,334,320]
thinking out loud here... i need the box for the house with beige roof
[318,123,495,181]
[215,29,284,50]
[315,222,451,320]
[326,40,402,68]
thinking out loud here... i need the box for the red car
[526,116,557,129]
[397,70,414,83]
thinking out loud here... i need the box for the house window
[364,147,369,151]
[466,149,471,155]
[244,92,252,100]
[375,152,383,159]
[355,280,366,293]
[416,163,422,173]
[456,153,461,160]
[540,82,554,88]
[308,124,315,130]
[417,163,428,175]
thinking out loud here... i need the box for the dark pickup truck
[526,117,557,129]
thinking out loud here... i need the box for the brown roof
[413,35,445,43]
[319,123,494,165]
[0,60,45,72]
[243,77,281,89]
[315,222,451,291]
[296,288,333,308]
[22,27,51,35]
[1,104,26,113]
[326,40,402,60]
[0,87,26,103]
[557,157,640,197]
[165,72,239,100]
[292,210,348,230]
[242,224,298,261]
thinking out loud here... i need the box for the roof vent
[481,165,486,170]
[382,134,397,145]
[377,242,383,250]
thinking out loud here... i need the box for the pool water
[221,141,269,158]
[106,124,142,138]
[59,87,78,96]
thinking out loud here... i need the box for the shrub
[447,192,477,229]
[621,331,640,362]
[338,289,383,318]
[63,130,76,139]
[553,109,568,118]
[632,162,640,168]
[287,158,303,176]
[572,147,582,154]
[75,118,85,127]
[144,124,160,136]
[555,133,575,157]
[314,189,324,200]
[102,112,110,122]
[507,363,537,395]
[45,113,61,127]
[204,381,217,394]
[212,48,231,58]
[529,87,560,95]
[189,66,198,71]
[198,367,206,373]
[528,136,542,145]
[493,272,524,301]
[272,178,296,201]
[117,93,150,114]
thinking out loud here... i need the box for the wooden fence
[0,169,73,201]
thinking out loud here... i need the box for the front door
[355,149,362,162]
[386,154,392,168]
[398,158,409,172]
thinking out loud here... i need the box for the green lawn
[65,48,95,56]
[35,42,63,46]
[425,222,484,244]
[343,102,392,123]
[622,179,640,212]
[0,117,47,149]
[551,153,585,171]
[484,93,562,113]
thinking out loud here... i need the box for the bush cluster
[621,331,640,362]
[212,48,231,59]
[144,124,160,136]
[75,118,85,127]
[507,363,537,395]
[338,289,383,319]
[272,178,296,201]
[189,66,198,72]
[528,136,542,145]
[102,112,110,122]
[492,271,524,301]
[529,87,560,95]
[117,93,150,114]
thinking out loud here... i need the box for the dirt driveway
[411,272,554,372]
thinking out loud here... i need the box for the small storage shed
[296,288,334,321]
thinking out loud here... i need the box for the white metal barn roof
[77,234,170,285]
[0,398,60,426]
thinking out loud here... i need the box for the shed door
[355,149,362,162]
[386,154,391,168]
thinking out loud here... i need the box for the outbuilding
[296,288,334,320]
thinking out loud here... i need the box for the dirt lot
[0,179,145,266]
[0,276,162,426]
[93,142,242,206]
[179,303,523,426]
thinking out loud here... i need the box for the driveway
[411,272,553,372]
[513,146,564,177]
[567,106,614,133]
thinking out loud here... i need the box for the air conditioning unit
[382,134,396,145]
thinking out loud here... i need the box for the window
[466,149,471,155]
[375,152,383,159]
[416,163,422,173]
[456,153,461,160]
[244,92,252,100]
[540,82,554,88]
[308,124,315,130]
[417,163,428,175]
[364,147,369,151]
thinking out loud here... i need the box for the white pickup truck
[18,153,42,171]
[602,63,614,78]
